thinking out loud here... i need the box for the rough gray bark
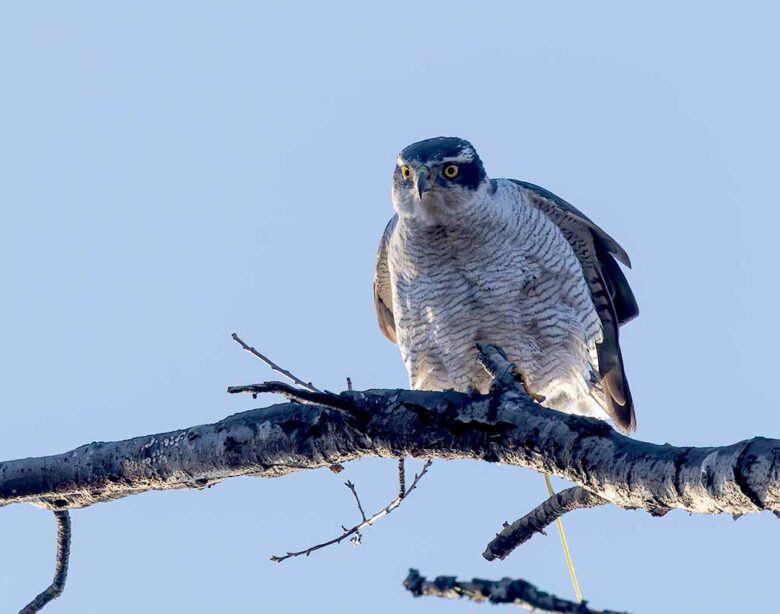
[5,346,778,614]
[1,377,778,517]
[484,487,607,561]
[403,569,627,614]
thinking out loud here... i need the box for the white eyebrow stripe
[397,152,475,166]
[441,152,475,164]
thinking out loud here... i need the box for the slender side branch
[226,381,358,414]
[271,461,431,562]
[484,486,608,561]
[403,569,628,614]
[345,480,367,522]
[231,333,320,392]
[19,511,71,614]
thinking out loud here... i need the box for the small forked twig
[19,511,71,614]
[271,460,432,563]
[232,333,320,392]
[230,348,431,561]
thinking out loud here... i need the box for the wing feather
[510,180,632,268]
[374,215,398,344]
[508,179,638,432]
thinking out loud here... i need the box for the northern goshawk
[374,137,638,432]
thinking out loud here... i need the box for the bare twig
[271,460,432,563]
[344,479,367,545]
[484,486,608,561]
[403,569,628,614]
[345,480,367,522]
[19,511,71,614]
[226,381,357,414]
[232,333,320,392]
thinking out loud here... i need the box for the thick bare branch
[403,569,627,614]
[1,351,779,517]
[19,511,71,614]
[484,487,608,561]
[4,344,780,613]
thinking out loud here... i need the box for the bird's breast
[388,228,533,390]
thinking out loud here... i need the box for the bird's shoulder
[488,179,581,269]
[495,178,631,268]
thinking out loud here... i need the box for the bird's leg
[514,371,546,404]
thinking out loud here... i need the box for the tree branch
[345,479,367,522]
[3,375,777,516]
[231,332,320,392]
[403,569,627,614]
[5,344,780,612]
[226,380,358,413]
[484,487,608,561]
[19,511,71,614]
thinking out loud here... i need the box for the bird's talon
[513,372,544,403]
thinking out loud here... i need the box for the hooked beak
[415,166,433,200]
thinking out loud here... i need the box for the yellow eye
[443,164,459,179]
[401,165,411,179]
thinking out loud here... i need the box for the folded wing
[374,215,398,344]
[509,180,638,432]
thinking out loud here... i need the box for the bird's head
[392,137,489,224]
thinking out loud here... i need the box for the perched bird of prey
[374,137,639,432]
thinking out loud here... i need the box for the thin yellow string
[544,472,583,603]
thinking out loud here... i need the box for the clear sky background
[1,2,779,613]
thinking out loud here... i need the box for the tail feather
[602,356,635,433]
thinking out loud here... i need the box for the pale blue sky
[1,2,779,612]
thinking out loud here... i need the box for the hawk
[374,137,639,432]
